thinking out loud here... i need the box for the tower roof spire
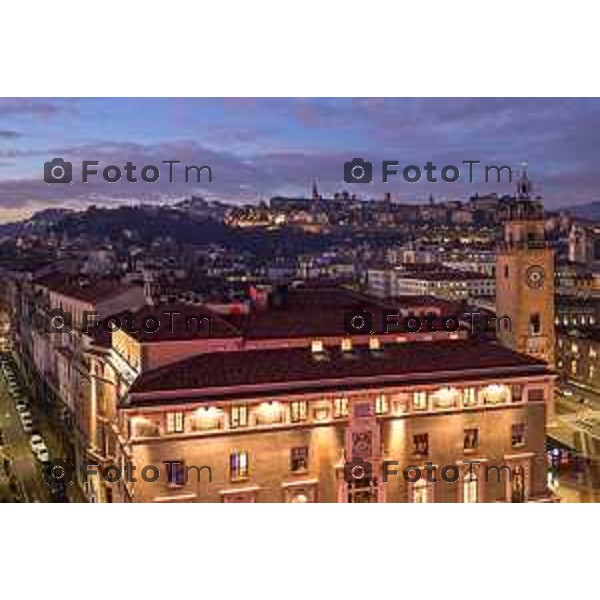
[516,163,532,200]
[311,179,320,200]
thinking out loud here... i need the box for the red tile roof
[34,273,140,303]
[223,288,467,339]
[127,339,550,403]
[119,304,240,342]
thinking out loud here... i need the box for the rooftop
[222,288,466,339]
[127,338,550,403]
[120,304,241,342]
[34,273,140,303]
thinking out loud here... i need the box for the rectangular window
[413,433,429,456]
[290,400,308,423]
[413,391,427,411]
[530,313,541,335]
[464,428,479,451]
[375,394,388,415]
[333,397,348,418]
[230,405,248,428]
[166,411,184,434]
[527,388,545,402]
[511,423,526,448]
[413,480,429,503]
[166,461,186,486]
[462,387,476,407]
[463,476,478,503]
[511,384,523,402]
[290,447,308,472]
[230,451,249,480]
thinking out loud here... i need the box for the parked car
[21,417,33,434]
[19,410,32,423]
[37,447,50,462]
[30,435,49,461]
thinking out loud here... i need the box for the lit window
[290,447,308,472]
[341,338,353,352]
[511,423,526,448]
[166,411,184,434]
[511,465,526,503]
[369,337,381,351]
[462,387,477,407]
[230,405,247,428]
[413,391,427,410]
[571,360,577,375]
[413,433,428,456]
[375,394,388,415]
[230,451,249,480]
[464,428,479,451]
[333,397,348,418]
[413,479,429,503]
[311,340,324,354]
[166,461,186,486]
[290,400,308,423]
[590,365,595,380]
[590,348,597,360]
[463,474,478,503]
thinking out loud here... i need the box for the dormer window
[311,340,324,354]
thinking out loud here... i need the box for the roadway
[548,380,600,502]
[0,364,51,502]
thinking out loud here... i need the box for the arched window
[511,465,525,503]
[463,473,478,503]
[413,479,429,503]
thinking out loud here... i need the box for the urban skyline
[2,98,600,223]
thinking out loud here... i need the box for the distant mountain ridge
[560,201,600,222]
[0,202,337,258]
[0,208,75,239]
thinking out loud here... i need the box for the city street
[0,354,82,502]
[549,381,600,502]
[0,369,51,502]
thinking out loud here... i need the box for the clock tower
[496,169,555,367]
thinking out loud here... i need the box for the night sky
[1,97,599,222]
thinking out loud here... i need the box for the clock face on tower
[525,265,545,289]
